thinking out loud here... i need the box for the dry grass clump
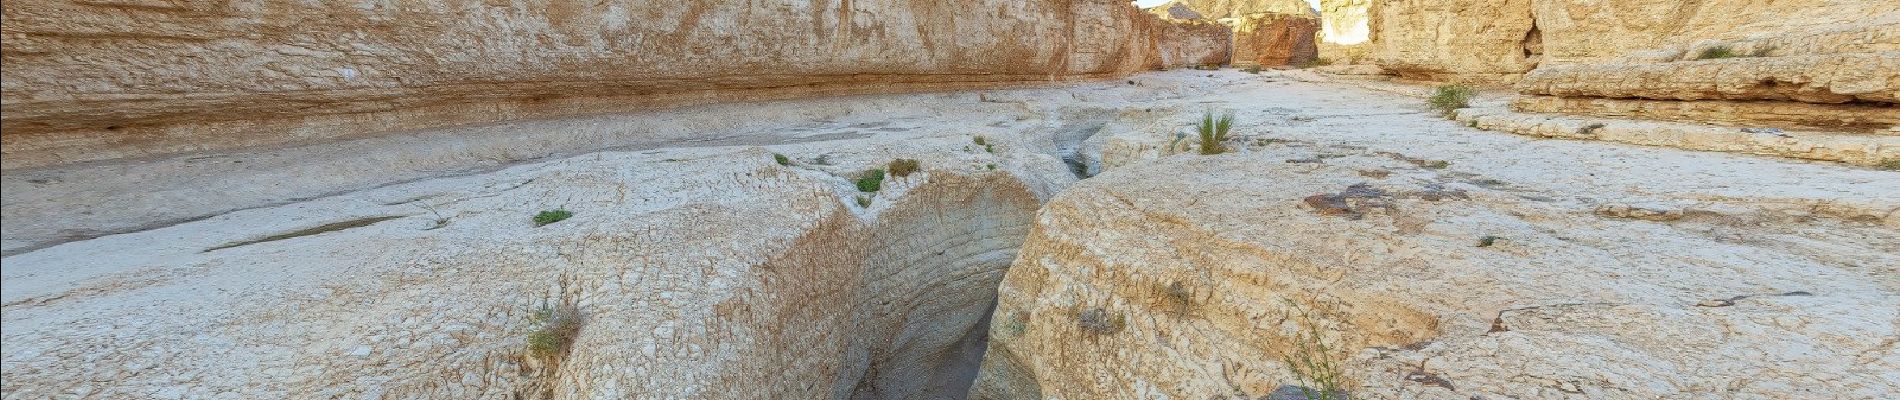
[526,300,582,361]
[1280,302,1352,400]
[888,158,921,178]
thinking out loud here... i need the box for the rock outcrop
[1366,0,1540,83]
[0,0,1220,170]
[974,153,1900,399]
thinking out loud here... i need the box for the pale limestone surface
[973,71,1900,400]
[6,69,1898,400]
[0,72,1225,400]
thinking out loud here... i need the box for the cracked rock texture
[973,153,1900,399]
[0,0,1219,170]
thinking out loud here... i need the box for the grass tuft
[773,153,791,166]
[1695,46,1738,60]
[1428,85,1476,117]
[1281,302,1352,400]
[533,209,573,227]
[888,158,921,178]
[1197,111,1236,155]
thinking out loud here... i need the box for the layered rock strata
[0,0,1218,170]
[974,153,1900,399]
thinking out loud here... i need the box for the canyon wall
[1148,0,1320,67]
[0,0,1216,170]
[1367,0,1900,84]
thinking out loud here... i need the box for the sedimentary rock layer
[0,0,1214,169]
[1366,0,1898,82]
[1457,107,1900,165]
[1515,54,1900,103]
[1510,96,1900,130]
[974,155,1900,399]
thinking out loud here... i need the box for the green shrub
[1695,46,1738,60]
[1197,111,1236,155]
[888,158,921,178]
[1428,85,1476,116]
[855,169,886,192]
[986,163,998,171]
[772,153,791,166]
[985,144,996,153]
[533,209,573,227]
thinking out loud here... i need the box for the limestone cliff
[0,0,1215,170]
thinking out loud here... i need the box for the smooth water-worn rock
[974,152,1900,399]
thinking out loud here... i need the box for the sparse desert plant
[985,144,996,153]
[973,135,988,146]
[855,195,873,208]
[1076,307,1126,336]
[813,154,833,165]
[525,298,582,361]
[856,169,886,192]
[1428,85,1476,116]
[1298,58,1333,69]
[1477,235,1502,247]
[773,153,791,166]
[1197,111,1236,155]
[1160,281,1193,316]
[986,163,998,171]
[1246,66,1262,74]
[1410,159,1450,170]
[533,209,573,227]
[1280,302,1352,400]
[1695,45,1738,60]
[888,158,921,178]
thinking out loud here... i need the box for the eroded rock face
[0,0,1206,170]
[974,154,1899,399]
[1367,0,1539,83]
[1148,0,1319,67]
[1235,13,1321,67]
